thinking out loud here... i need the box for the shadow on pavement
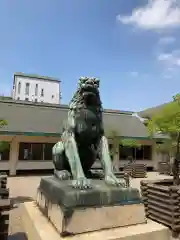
[11,196,33,205]
[8,232,27,240]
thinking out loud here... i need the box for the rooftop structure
[12,72,61,104]
[0,99,149,139]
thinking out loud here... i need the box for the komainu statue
[53,77,125,189]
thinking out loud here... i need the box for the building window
[35,84,38,96]
[41,88,44,97]
[44,143,54,160]
[25,97,29,101]
[119,145,134,160]
[19,143,31,160]
[144,146,152,160]
[135,146,144,160]
[19,142,55,161]
[31,143,43,160]
[25,83,30,95]
[35,98,37,102]
[52,95,54,99]
[18,82,21,94]
[119,145,152,160]
[0,142,10,161]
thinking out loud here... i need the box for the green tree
[155,140,176,165]
[0,120,8,152]
[157,140,176,155]
[0,95,12,101]
[0,141,10,152]
[148,93,180,185]
[0,119,7,127]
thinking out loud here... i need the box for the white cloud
[167,66,175,71]
[162,72,173,78]
[157,50,180,78]
[158,50,180,66]
[117,0,180,30]
[158,36,176,45]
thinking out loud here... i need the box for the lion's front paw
[105,174,126,188]
[54,170,71,180]
[72,177,92,189]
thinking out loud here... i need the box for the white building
[12,72,61,104]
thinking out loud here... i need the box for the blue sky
[0,0,180,111]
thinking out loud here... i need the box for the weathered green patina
[53,77,126,189]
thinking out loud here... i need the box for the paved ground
[8,175,41,240]
[6,172,174,239]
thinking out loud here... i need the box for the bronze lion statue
[53,77,125,189]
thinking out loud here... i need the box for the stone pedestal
[37,176,146,236]
[21,202,171,240]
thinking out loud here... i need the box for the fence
[0,174,10,240]
[124,163,147,178]
[141,179,180,237]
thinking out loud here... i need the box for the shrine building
[0,99,167,176]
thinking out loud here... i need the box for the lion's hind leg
[52,141,71,180]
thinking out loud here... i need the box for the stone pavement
[6,172,173,240]
[8,176,40,240]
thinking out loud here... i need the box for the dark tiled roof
[14,72,60,83]
[0,100,149,138]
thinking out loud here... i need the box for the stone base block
[37,190,146,235]
[37,176,146,235]
[21,202,171,240]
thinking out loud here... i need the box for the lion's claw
[105,174,126,187]
[72,178,92,190]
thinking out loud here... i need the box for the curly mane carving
[69,76,102,112]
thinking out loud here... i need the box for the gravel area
[6,172,174,239]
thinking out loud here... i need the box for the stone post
[9,138,19,176]
[152,142,161,171]
[112,145,120,172]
